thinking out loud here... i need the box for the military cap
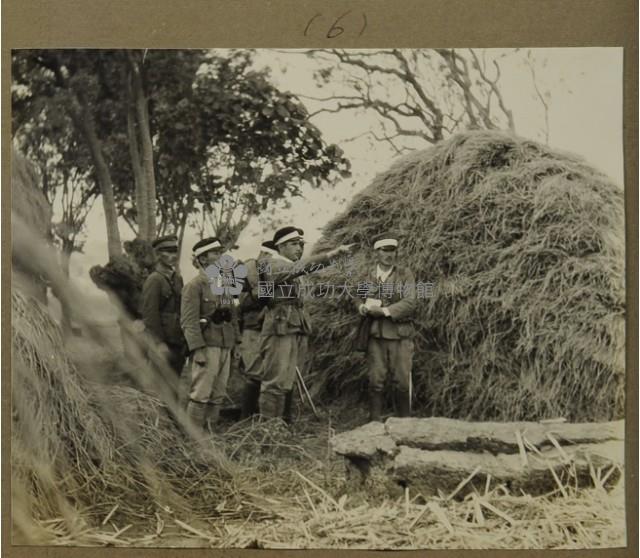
[192,237,223,257]
[372,233,399,251]
[273,226,305,246]
[152,234,178,251]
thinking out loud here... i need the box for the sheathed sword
[409,372,412,414]
[295,366,320,420]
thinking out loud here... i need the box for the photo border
[2,1,637,557]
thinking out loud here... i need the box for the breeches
[260,333,304,396]
[367,337,414,392]
[189,346,232,405]
[239,328,263,382]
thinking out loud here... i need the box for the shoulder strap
[156,271,181,310]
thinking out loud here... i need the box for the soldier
[354,233,417,421]
[237,240,278,419]
[181,237,241,430]
[258,226,354,420]
[140,234,187,376]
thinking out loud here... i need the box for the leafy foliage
[12,49,351,255]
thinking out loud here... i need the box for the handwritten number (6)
[327,10,352,39]
[304,13,322,36]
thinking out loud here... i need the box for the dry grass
[307,130,625,422]
[11,288,251,543]
[17,411,625,549]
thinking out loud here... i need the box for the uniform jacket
[238,254,272,331]
[260,252,332,337]
[141,268,185,348]
[354,266,417,340]
[181,271,240,351]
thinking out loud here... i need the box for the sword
[409,372,413,414]
[295,366,320,420]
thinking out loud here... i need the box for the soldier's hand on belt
[232,345,242,361]
[358,304,368,316]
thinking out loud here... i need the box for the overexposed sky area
[67,47,623,296]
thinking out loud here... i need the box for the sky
[62,47,623,309]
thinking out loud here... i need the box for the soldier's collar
[156,265,176,278]
[376,264,395,278]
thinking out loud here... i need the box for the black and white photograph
[10,47,626,549]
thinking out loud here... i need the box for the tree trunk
[176,209,189,264]
[126,76,148,239]
[59,241,73,336]
[69,94,122,259]
[128,51,157,240]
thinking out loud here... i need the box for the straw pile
[308,130,625,422]
[11,286,243,543]
[10,150,254,544]
[71,415,625,549]
[204,480,626,549]
[11,147,52,303]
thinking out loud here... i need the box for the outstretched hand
[338,243,357,253]
[330,243,357,257]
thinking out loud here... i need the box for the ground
[48,397,625,550]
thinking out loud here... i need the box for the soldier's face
[375,247,397,267]
[198,248,222,269]
[157,247,178,268]
[279,239,304,261]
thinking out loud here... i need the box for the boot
[205,403,222,432]
[186,400,208,430]
[178,366,191,410]
[395,389,411,418]
[240,380,261,419]
[368,390,383,422]
[259,391,285,419]
[282,390,294,424]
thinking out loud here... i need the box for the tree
[12,49,351,263]
[13,49,352,325]
[12,50,124,258]
[124,50,157,240]
[118,49,349,253]
[12,98,97,277]
[186,51,351,247]
[299,48,517,153]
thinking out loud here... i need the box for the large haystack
[308,131,625,422]
[12,288,241,542]
[11,147,52,302]
[10,153,242,543]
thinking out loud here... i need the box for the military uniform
[238,257,270,380]
[355,237,416,420]
[237,244,276,418]
[257,226,348,420]
[181,237,241,429]
[141,269,186,374]
[257,255,311,418]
